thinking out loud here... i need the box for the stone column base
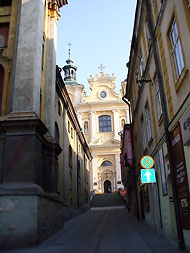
[0,112,63,249]
[0,183,63,249]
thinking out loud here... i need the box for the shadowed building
[122,0,190,250]
[0,0,92,249]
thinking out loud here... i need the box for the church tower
[62,46,84,106]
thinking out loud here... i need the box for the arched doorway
[104,180,111,193]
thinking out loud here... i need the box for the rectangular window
[169,19,184,79]
[139,52,143,77]
[145,104,152,141]
[155,76,162,119]
[99,115,112,132]
[141,117,147,149]
[0,23,9,48]
[146,20,151,44]
[0,0,12,6]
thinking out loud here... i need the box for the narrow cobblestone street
[1,206,187,253]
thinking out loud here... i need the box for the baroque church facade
[62,54,130,194]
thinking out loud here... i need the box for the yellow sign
[140,155,154,169]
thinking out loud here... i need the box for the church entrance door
[104,180,111,193]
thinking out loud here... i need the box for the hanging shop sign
[124,124,133,166]
[170,124,190,229]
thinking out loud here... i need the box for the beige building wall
[125,0,190,250]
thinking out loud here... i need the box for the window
[58,100,61,115]
[169,19,184,79]
[101,161,112,166]
[145,20,151,44]
[100,90,107,98]
[0,23,9,48]
[139,52,144,77]
[121,119,125,129]
[69,145,73,167]
[0,0,12,6]
[84,121,89,133]
[68,121,70,133]
[145,104,152,141]
[155,76,162,119]
[136,51,144,84]
[0,64,4,115]
[55,122,59,144]
[98,115,112,132]
[141,117,147,149]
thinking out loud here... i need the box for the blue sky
[57,0,137,94]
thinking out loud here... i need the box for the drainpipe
[145,0,185,249]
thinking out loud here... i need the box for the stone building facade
[0,0,92,249]
[123,0,190,250]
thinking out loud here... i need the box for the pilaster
[113,109,120,140]
[12,0,45,115]
[89,111,96,142]
[115,155,122,188]
[42,1,60,135]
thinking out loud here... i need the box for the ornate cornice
[48,0,68,19]
[56,0,68,8]
[48,2,60,20]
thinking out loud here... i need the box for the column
[115,154,122,189]
[76,112,82,127]
[12,0,45,115]
[125,108,130,124]
[90,155,98,191]
[113,109,120,140]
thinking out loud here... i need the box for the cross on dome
[68,43,71,58]
[98,64,105,72]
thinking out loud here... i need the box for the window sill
[175,67,188,92]
[158,114,163,126]
[148,137,153,146]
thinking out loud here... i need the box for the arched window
[0,64,5,115]
[101,160,112,166]
[55,122,59,144]
[98,115,112,132]
[84,121,88,133]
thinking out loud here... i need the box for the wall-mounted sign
[120,189,126,196]
[124,124,133,166]
[140,155,154,169]
[180,108,190,146]
[170,124,190,229]
[141,169,156,183]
